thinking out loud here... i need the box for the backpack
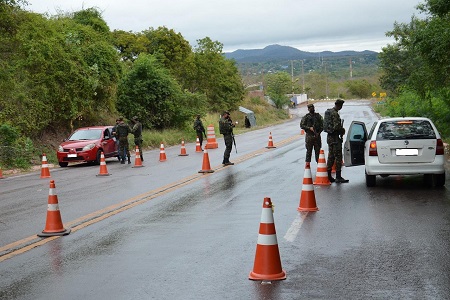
[323,109,333,134]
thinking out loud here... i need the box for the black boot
[335,171,349,183]
[327,170,335,183]
[128,157,131,164]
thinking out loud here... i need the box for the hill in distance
[224,44,377,63]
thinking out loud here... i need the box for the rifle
[232,133,237,153]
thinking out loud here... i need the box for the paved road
[1,101,449,299]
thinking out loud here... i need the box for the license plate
[67,154,77,158]
[396,148,418,156]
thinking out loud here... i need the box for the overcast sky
[25,0,423,53]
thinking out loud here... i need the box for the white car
[344,117,446,187]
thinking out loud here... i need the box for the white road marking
[283,212,308,242]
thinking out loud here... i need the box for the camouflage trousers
[118,137,130,161]
[326,135,343,172]
[305,134,322,163]
[222,134,233,163]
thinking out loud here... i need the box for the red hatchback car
[57,126,119,167]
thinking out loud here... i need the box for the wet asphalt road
[1,101,450,299]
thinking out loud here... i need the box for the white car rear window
[376,120,436,140]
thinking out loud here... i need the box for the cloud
[25,0,420,52]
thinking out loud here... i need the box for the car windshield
[69,129,102,141]
[376,120,436,140]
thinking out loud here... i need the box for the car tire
[365,172,376,187]
[94,150,102,165]
[59,162,69,168]
[434,173,446,187]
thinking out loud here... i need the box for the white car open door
[344,121,368,167]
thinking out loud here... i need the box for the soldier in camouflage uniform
[193,114,206,150]
[326,99,349,183]
[219,111,235,166]
[131,116,143,161]
[113,117,132,164]
[300,103,323,164]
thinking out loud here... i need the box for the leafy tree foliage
[266,72,291,108]
[111,30,148,62]
[188,37,244,112]
[117,54,206,129]
[345,79,373,98]
[143,26,193,87]
[378,0,450,137]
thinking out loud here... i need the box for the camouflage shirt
[300,112,323,135]
[328,108,344,135]
[219,117,234,135]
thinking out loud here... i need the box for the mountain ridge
[224,44,378,63]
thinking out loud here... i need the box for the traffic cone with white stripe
[249,197,286,281]
[159,143,167,162]
[313,149,331,185]
[298,164,319,212]
[38,180,71,237]
[40,153,51,178]
[266,132,276,149]
[205,124,218,149]
[178,139,189,156]
[96,152,110,176]
[133,146,144,168]
[195,137,202,153]
[198,149,214,173]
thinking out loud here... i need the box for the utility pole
[349,58,353,78]
[291,60,294,99]
[301,60,305,93]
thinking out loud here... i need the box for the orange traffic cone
[205,124,218,149]
[37,180,71,237]
[178,139,189,156]
[313,149,331,185]
[133,146,144,168]
[298,164,319,212]
[40,153,51,178]
[249,197,286,281]
[195,137,202,153]
[266,132,276,149]
[198,149,214,173]
[0,166,4,179]
[159,143,167,162]
[96,152,110,176]
[300,129,305,135]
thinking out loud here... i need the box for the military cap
[118,117,124,121]
[335,99,345,106]
[223,111,230,115]
[132,116,139,121]
[307,104,314,108]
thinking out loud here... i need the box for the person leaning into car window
[113,117,132,164]
[326,99,349,183]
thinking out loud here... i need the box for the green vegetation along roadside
[1,96,290,176]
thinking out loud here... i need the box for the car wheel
[59,162,68,167]
[434,173,446,187]
[365,173,376,187]
[95,150,102,165]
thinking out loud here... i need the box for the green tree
[345,79,373,98]
[143,26,193,87]
[117,54,206,129]
[266,72,291,109]
[111,30,148,62]
[189,37,244,111]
